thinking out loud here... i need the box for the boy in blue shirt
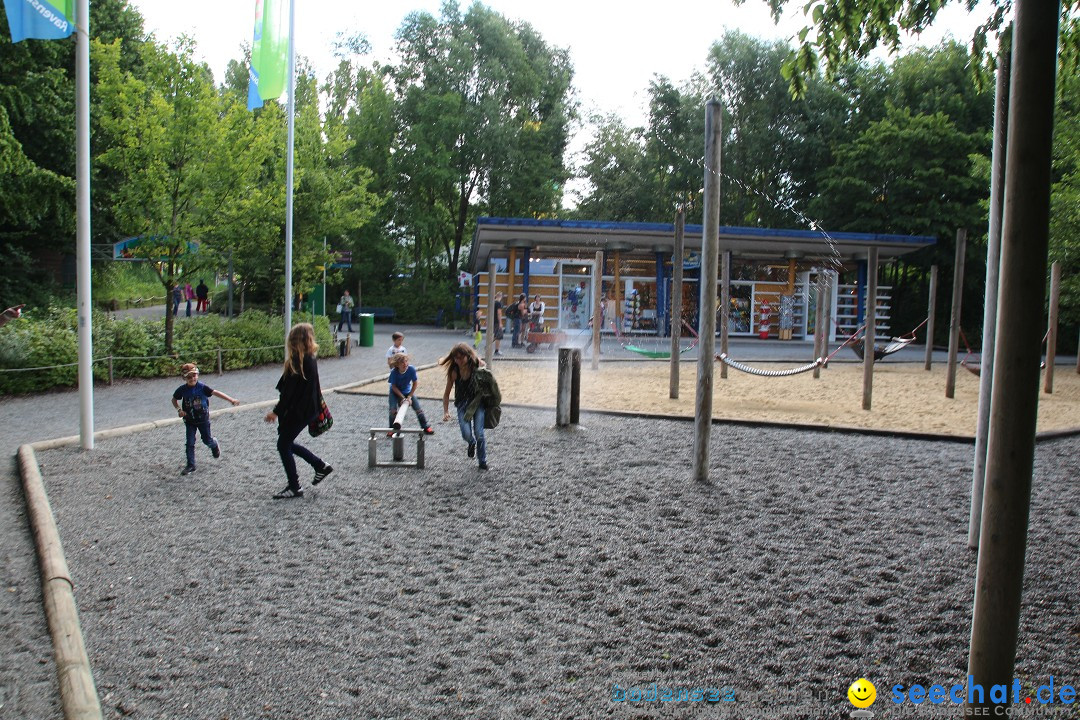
[172,363,240,475]
[388,354,434,436]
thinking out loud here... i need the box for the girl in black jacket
[264,323,333,498]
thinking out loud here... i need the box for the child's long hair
[283,323,318,378]
[439,342,479,381]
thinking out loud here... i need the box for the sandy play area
[389,358,1080,438]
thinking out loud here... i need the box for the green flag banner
[247,0,288,110]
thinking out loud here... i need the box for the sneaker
[478,461,488,470]
[313,465,334,486]
[273,486,304,500]
[423,426,434,435]
[386,431,395,438]
[181,465,196,476]
[494,350,501,356]
[467,442,475,458]
[212,441,221,459]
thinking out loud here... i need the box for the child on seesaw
[387,353,434,436]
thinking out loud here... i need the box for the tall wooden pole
[592,251,603,371]
[693,101,722,483]
[945,229,967,398]
[971,50,1010,549]
[861,247,878,411]
[1043,261,1060,394]
[968,2,1060,711]
[813,270,826,379]
[924,265,938,371]
[720,250,730,380]
[670,209,685,398]
[485,262,496,367]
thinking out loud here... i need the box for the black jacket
[274,353,320,424]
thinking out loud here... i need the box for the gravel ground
[25,392,1080,719]
[2,321,1077,719]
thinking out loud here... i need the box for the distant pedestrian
[510,293,527,348]
[336,290,354,333]
[195,279,209,313]
[492,292,505,355]
[264,323,333,499]
[171,286,181,317]
[171,363,240,476]
[184,282,194,317]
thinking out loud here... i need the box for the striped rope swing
[716,353,824,378]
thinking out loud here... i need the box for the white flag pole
[76,0,94,449]
[283,0,296,341]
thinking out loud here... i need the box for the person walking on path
[387,353,434,435]
[336,290,355,333]
[171,363,240,476]
[441,342,499,470]
[386,331,407,368]
[171,286,181,317]
[264,323,334,499]
[195,280,210,314]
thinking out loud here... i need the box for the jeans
[277,419,325,490]
[184,420,217,467]
[337,312,353,332]
[389,393,429,429]
[456,404,486,463]
[511,317,522,346]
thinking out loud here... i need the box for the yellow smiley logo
[848,678,876,708]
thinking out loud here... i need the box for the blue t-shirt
[388,365,418,398]
[173,381,214,423]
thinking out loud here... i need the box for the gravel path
[2,325,1077,719]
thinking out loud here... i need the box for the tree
[94,37,264,351]
[391,0,575,283]
[0,0,145,306]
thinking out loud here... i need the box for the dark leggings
[276,419,325,490]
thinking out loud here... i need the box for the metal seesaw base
[368,427,426,469]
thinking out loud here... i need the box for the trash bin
[358,313,375,347]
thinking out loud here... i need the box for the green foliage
[92,262,167,308]
[383,278,457,325]
[0,310,334,395]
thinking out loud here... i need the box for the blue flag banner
[3,0,75,42]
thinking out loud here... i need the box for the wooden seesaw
[368,401,426,469]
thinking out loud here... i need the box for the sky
[129,0,990,129]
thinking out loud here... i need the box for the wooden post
[570,348,581,424]
[694,101,722,483]
[862,247,878,411]
[107,356,113,386]
[508,248,518,299]
[967,4,1060,711]
[813,272,826,379]
[592,251,602,371]
[971,51,1010,550]
[614,252,623,330]
[556,347,576,426]
[719,250,730,380]
[670,209,685,397]
[217,348,223,376]
[485,262,496,367]
[1043,261,1060,394]
[925,265,938,371]
[945,229,967,398]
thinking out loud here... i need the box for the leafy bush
[0,308,335,395]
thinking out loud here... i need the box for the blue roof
[475,216,936,246]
